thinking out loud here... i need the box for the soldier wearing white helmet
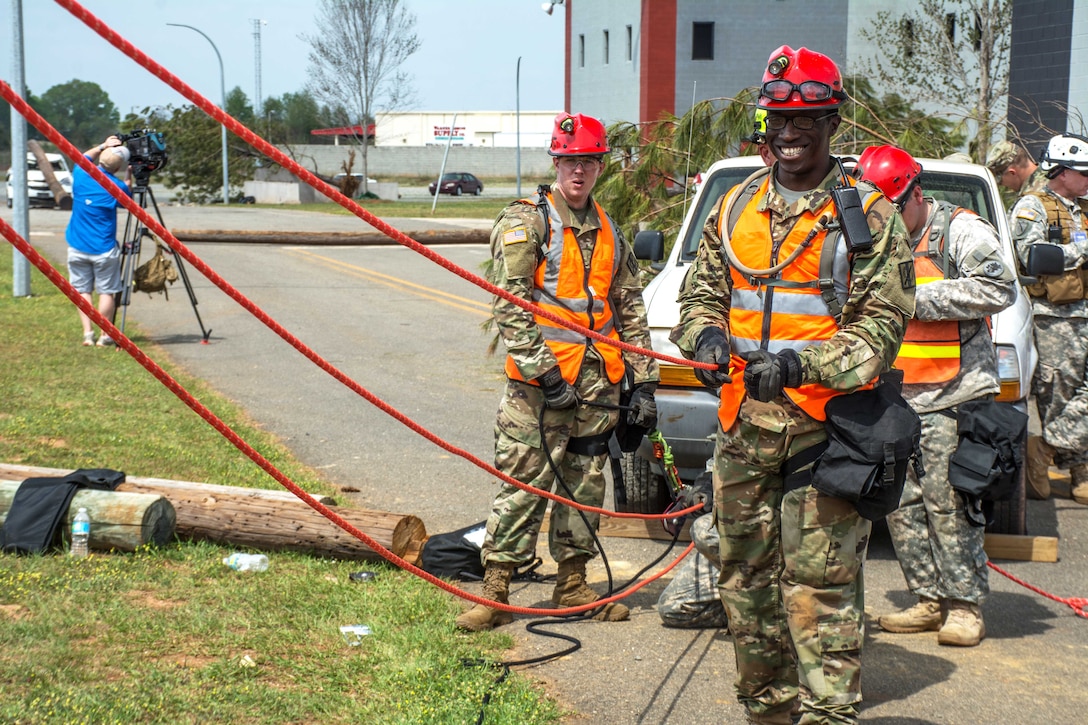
[1009,133,1088,507]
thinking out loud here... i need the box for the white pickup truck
[628,156,1037,535]
[5,151,73,208]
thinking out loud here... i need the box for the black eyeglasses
[765,112,839,131]
[761,79,842,103]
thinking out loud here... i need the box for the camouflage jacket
[489,183,659,385]
[1010,188,1088,320]
[670,163,915,393]
[903,199,1016,413]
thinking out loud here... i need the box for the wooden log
[170,228,489,246]
[0,464,426,564]
[0,481,175,551]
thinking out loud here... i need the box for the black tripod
[117,179,211,343]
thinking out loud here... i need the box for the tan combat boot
[877,598,942,633]
[1070,463,1088,506]
[1025,435,1054,500]
[455,563,514,632]
[552,555,629,621]
[938,599,985,647]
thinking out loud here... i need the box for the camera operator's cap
[110,145,131,164]
[986,141,1018,176]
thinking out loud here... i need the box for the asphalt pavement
[4,202,1088,724]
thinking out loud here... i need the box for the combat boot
[1070,463,1088,506]
[877,598,941,633]
[1025,435,1054,500]
[938,599,985,646]
[552,555,629,621]
[455,563,514,632]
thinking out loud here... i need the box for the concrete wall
[243,180,401,204]
[280,144,556,180]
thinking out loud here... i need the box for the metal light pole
[167,23,229,205]
[10,0,30,296]
[516,56,522,199]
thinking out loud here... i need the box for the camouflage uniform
[481,184,659,567]
[657,513,729,629]
[1010,190,1088,465]
[887,201,1016,607]
[670,164,915,723]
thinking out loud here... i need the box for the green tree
[858,0,1011,160]
[34,79,120,151]
[151,104,254,203]
[225,86,254,127]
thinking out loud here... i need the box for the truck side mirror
[1025,243,1066,277]
[633,229,665,263]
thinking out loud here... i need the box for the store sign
[433,125,466,141]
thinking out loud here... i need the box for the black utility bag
[420,521,545,582]
[0,468,125,554]
[947,399,1027,524]
[808,377,924,521]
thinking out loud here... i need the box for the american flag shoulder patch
[503,227,529,245]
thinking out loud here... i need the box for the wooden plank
[984,533,1059,563]
[541,512,691,542]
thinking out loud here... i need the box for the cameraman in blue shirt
[66,135,132,347]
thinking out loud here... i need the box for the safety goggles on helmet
[765,112,839,131]
[761,80,843,104]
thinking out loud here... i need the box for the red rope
[988,561,1088,619]
[50,0,715,374]
[0,214,694,615]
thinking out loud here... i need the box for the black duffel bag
[808,376,924,521]
[947,399,1028,526]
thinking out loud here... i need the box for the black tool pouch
[807,375,923,520]
[947,399,1028,527]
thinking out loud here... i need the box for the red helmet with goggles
[549,113,610,156]
[757,45,847,111]
[854,145,923,205]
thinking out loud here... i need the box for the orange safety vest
[715,175,877,429]
[893,202,966,384]
[504,192,626,386]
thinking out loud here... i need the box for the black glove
[626,383,658,429]
[537,366,578,409]
[743,349,803,403]
[693,327,732,388]
[676,472,712,514]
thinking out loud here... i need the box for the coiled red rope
[988,561,1088,619]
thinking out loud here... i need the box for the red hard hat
[854,145,923,204]
[757,45,847,111]
[549,113,609,156]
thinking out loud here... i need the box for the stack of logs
[0,464,427,564]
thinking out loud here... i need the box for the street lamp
[516,56,522,198]
[167,23,230,205]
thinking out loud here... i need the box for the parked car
[5,152,73,208]
[629,156,1037,535]
[429,172,483,196]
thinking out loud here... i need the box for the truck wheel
[617,451,672,514]
[988,453,1027,535]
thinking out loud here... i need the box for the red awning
[311,125,375,137]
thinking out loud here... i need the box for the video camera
[116,128,168,186]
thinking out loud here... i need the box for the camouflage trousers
[886,409,989,605]
[657,513,729,629]
[715,399,869,725]
[480,367,620,567]
[1033,316,1088,467]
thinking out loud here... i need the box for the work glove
[536,366,579,409]
[675,472,712,514]
[626,383,658,429]
[693,327,732,388]
[743,349,804,403]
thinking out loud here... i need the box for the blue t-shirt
[65,156,131,255]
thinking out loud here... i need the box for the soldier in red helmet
[671,47,916,723]
[455,113,659,631]
[857,146,1016,649]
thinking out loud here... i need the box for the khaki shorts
[67,246,122,294]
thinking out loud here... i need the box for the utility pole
[252,19,266,117]
[10,0,31,297]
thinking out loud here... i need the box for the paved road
[5,203,1088,724]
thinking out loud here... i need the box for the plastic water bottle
[70,507,90,558]
[223,553,269,572]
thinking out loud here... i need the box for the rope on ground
[0,215,695,617]
[987,561,1088,619]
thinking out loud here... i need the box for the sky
[0,0,565,118]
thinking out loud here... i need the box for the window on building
[604,29,610,64]
[579,34,585,68]
[692,22,714,61]
[971,11,982,50]
[626,25,633,62]
[900,18,915,58]
[945,12,956,41]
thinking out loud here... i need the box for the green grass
[0,248,563,724]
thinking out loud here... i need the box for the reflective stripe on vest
[504,192,626,385]
[893,204,965,384]
[715,176,866,427]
